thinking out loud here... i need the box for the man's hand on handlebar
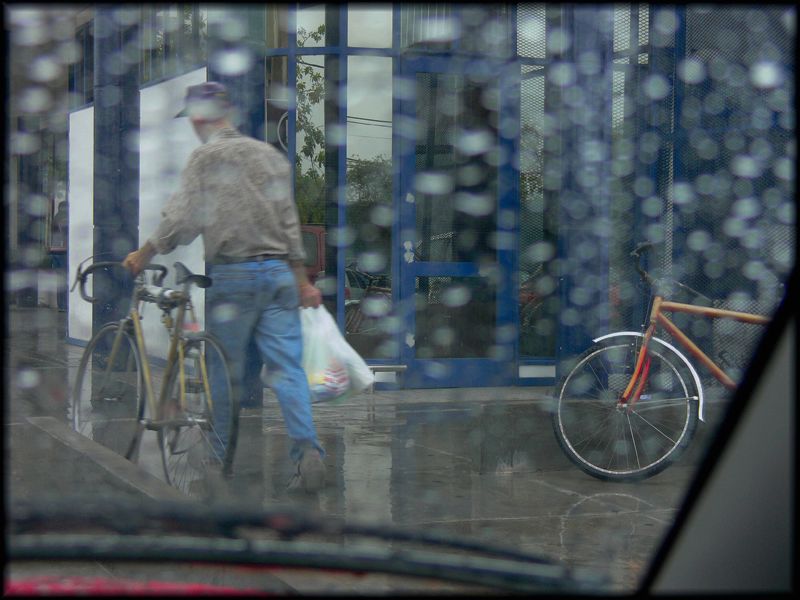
[123,242,157,276]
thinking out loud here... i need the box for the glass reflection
[266,4,289,49]
[295,54,326,224]
[265,56,289,153]
[296,4,326,47]
[346,56,394,358]
[414,72,497,263]
[415,276,496,359]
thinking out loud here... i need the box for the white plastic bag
[300,305,374,402]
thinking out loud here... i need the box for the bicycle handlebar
[630,242,712,301]
[630,242,656,287]
[71,261,168,304]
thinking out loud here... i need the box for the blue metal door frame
[396,54,518,388]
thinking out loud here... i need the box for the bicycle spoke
[554,339,698,480]
[625,412,642,471]
[628,410,681,445]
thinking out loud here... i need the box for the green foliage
[294,24,326,222]
[346,155,393,205]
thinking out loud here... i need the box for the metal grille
[675,6,794,377]
[614,5,631,53]
[517,4,546,59]
[400,4,454,49]
[519,65,552,357]
[638,5,649,48]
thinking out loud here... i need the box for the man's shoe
[297,448,325,493]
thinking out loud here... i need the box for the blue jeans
[206,259,323,464]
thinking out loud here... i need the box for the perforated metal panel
[519,62,551,356]
[674,6,794,380]
[517,4,546,59]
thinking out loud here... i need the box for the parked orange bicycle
[552,242,771,481]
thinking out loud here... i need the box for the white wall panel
[67,107,94,343]
[139,69,207,359]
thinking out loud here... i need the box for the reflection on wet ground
[6,307,726,592]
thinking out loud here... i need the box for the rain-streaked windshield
[5,4,795,594]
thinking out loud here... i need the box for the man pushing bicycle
[123,82,326,493]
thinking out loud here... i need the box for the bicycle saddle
[173,262,212,289]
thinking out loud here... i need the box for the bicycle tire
[72,322,145,460]
[552,335,699,482]
[158,332,238,495]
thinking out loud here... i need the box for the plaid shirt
[148,127,306,264]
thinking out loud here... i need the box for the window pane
[345,56,394,359]
[415,276,497,359]
[266,4,289,49]
[414,72,497,263]
[295,54,326,224]
[265,56,289,152]
[348,4,392,48]
[297,4,326,47]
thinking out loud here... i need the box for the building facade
[8,4,795,389]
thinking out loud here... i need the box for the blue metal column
[555,6,615,374]
[92,8,140,331]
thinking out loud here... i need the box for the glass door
[398,56,516,388]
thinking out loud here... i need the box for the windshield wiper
[9,498,606,592]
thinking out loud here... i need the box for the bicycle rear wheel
[72,323,144,459]
[553,335,699,481]
[159,332,238,494]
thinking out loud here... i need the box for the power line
[346,115,392,124]
[347,119,392,129]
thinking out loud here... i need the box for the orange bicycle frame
[619,296,770,409]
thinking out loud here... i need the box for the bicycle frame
[103,278,205,434]
[619,295,769,411]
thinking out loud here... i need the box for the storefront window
[265,56,289,153]
[345,55,394,358]
[295,54,326,224]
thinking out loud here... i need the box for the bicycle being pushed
[70,258,238,494]
[552,242,770,482]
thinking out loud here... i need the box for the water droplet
[211,47,254,76]
[687,230,712,251]
[455,192,493,216]
[212,303,240,323]
[643,74,671,100]
[750,61,783,89]
[414,172,453,195]
[524,241,555,263]
[442,285,471,307]
[678,57,706,85]
[731,155,762,178]
[17,369,41,389]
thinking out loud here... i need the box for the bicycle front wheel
[159,332,238,494]
[72,323,144,460]
[553,336,699,482]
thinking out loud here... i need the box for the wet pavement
[5,306,728,592]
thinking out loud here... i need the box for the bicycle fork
[618,298,663,412]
